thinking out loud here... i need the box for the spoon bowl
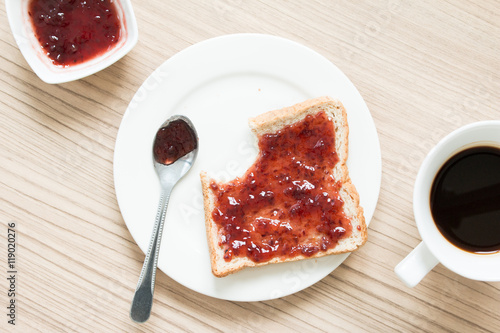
[153,116,199,186]
[130,115,198,323]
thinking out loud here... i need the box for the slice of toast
[200,96,366,277]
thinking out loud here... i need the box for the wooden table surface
[1,0,499,332]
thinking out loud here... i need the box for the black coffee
[430,146,500,254]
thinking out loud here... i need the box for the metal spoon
[130,115,198,323]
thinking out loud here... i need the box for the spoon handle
[130,187,172,323]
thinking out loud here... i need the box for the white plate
[114,34,381,301]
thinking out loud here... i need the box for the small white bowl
[5,0,138,84]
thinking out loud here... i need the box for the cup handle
[394,242,439,287]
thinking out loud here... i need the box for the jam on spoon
[153,119,198,165]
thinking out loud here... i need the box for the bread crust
[201,96,366,277]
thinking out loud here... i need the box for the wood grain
[1,0,499,332]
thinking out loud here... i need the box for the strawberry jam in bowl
[5,0,138,84]
[28,0,122,67]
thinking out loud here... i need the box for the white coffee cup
[395,120,500,287]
